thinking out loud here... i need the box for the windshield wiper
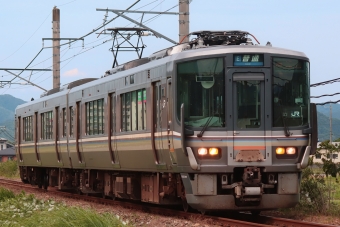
[279,100,291,137]
[197,116,214,137]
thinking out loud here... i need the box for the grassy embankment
[0,161,130,227]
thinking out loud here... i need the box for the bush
[0,160,19,178]
[299,165,327,213]
[298,157,340,215]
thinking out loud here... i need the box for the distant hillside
[0,94,25,112]
[0,94,26,143]
[317,104,340,121]
[0,106,14,123]
[317,111,340,142]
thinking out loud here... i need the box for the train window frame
[69,106,74,137]
[176,57,225,128]
[272,57,310,128]
[121,88,147,132]
[23,116,33,142]
[62,108,67,137]
[41,111,53,140]
[85,98,104,136]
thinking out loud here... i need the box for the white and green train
[15,31,317,214]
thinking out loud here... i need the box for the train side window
[70,106,74,137]
[62,108,67,137]
[23,116,33,141]
[85,98,104,135]
[41,111,53,140]
[143,89,146,129]
[137,90,143,130]
[111,94,116,133]
[122,88,146,132]
[131,91,137,131]
[98,99,104,134]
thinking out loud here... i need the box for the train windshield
[272,58,309,127]
[177,57,225,128]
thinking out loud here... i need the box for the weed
[0,160,19,178]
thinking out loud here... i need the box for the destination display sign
[234,54,264,66]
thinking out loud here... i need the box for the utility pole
[52,6,60,89]
[330,104,333,143]
[179,0,189,43]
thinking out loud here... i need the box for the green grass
[0,160,19,178]
[0,187,130,227]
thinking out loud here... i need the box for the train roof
[16,30,308,111]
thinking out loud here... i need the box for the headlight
[209,148,219,156]
[198,148,208,155]
[286,147,296,155]
[276,147,285,155]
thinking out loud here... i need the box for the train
[15,30,318,214]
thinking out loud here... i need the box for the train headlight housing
[198,148,208,155]
[276,147,285,155]
[275,147,297,158]
[286,147,296,155]
[209,148,219,156]
[197,147,220,158]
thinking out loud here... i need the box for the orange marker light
[209,148,219,156]
[276,147,285,155]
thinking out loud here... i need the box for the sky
[0,0,340,104]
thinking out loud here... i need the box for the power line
[0,12,51,63]
[3,0,179,91]
[311,92,340,99]
[315,100,340,105]
[311,77,340,87]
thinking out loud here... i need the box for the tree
[315,140,340,210]
[317,140,340,179]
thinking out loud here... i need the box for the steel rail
[0,178,336,227]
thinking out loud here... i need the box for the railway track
[0,178,336,227]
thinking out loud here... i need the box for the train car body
[15,31,317,213]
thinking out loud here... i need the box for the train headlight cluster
[275,147,296,155]
[198,147,220,157]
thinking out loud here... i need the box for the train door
[167,78,176,164]
[34,112,40,161]
[75,101,83,163]
[109,93,120,166]
[54,107,61,162]
[228,71,271,165]
[16,116,23,161]
[153,81,164,164]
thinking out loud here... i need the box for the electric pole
[53,6,60,89]
[179,0,189,43]
[330,104,332,143]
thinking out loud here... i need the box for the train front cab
[175,52,317,212]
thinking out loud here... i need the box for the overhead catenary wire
[311,77,340,87]
[4,1,181,92]
[2,1,141,90]
[311,92,340,99]
[0,12,51,63]
[0,0,78,64]
[315,100,340,105]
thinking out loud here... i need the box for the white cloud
[62,68,85,77]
